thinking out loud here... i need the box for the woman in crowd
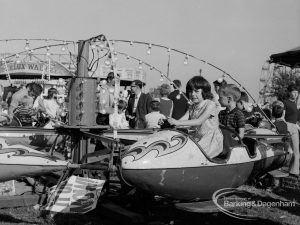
[159,83,173,117]
[40,88,60,119]
[168,76,223,158]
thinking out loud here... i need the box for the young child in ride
[168,76,223,158]
[14,96,36,126]
[218,84,246,139]
[237,91,253,119]
[109,99,129,129]
[145,98,166,128]
[0,86,11,125]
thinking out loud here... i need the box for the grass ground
[0,184,299,225]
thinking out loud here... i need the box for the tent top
[269,46,300,68]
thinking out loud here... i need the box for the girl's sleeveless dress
[189,99,223,158]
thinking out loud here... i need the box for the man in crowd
[168,79,188,120]
[283,84,299,178]
[96,72,115,125]
[127,80,152,128]
[8,82,43,123]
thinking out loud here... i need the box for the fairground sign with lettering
[0,57,73,78]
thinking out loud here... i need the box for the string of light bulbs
[0,39,78,70]
[106,39,255,102]
[91,43,191,103]
[115,50,191,102]
[87,36,254,103]
[0,43,76,83]
[0,38,75,52]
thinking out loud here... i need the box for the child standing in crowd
[168,76,223,158]
[145,98,166,128]
[272,101,288,134]
[109,99,129,129]
[159,83,173,117]
[168,79,188,120]
[218,84,246,139]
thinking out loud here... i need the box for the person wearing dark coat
[126,80,152,128]
[168,80,188,120]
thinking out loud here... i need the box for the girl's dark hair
[118,99,127,111]
[46,88,58,100]
[287,84,298,93]
[240,91,249,102]
[262,108,271,119]
[150,100,160,111]
[272,105,284,119]
[186,76,213,100]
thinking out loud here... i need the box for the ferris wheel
[258,61,274,104]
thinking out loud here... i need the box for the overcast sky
[1,0,299,100]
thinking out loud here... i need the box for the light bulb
[15,54,21,64]
[104,59,111,66]
[217,77,223,83]
[183,54,189,65]
[147,48,151,55]
[99,41,105,49]
[91,39,96,49]
[61,41,67,51]
[138,61,143,70]
[160,75,164,82]
[24,41,30,51]
[126,55,130,60]
[147,44,152,55]
[176,94,181,100]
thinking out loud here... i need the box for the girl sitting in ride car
[168,76,223,158]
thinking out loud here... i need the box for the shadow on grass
[39,210,116,225]
[0,214,36,224]
[177,212,286,225]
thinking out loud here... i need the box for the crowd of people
[0,82,66,127]
[97,72,299,178]
[0,71,299,178]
